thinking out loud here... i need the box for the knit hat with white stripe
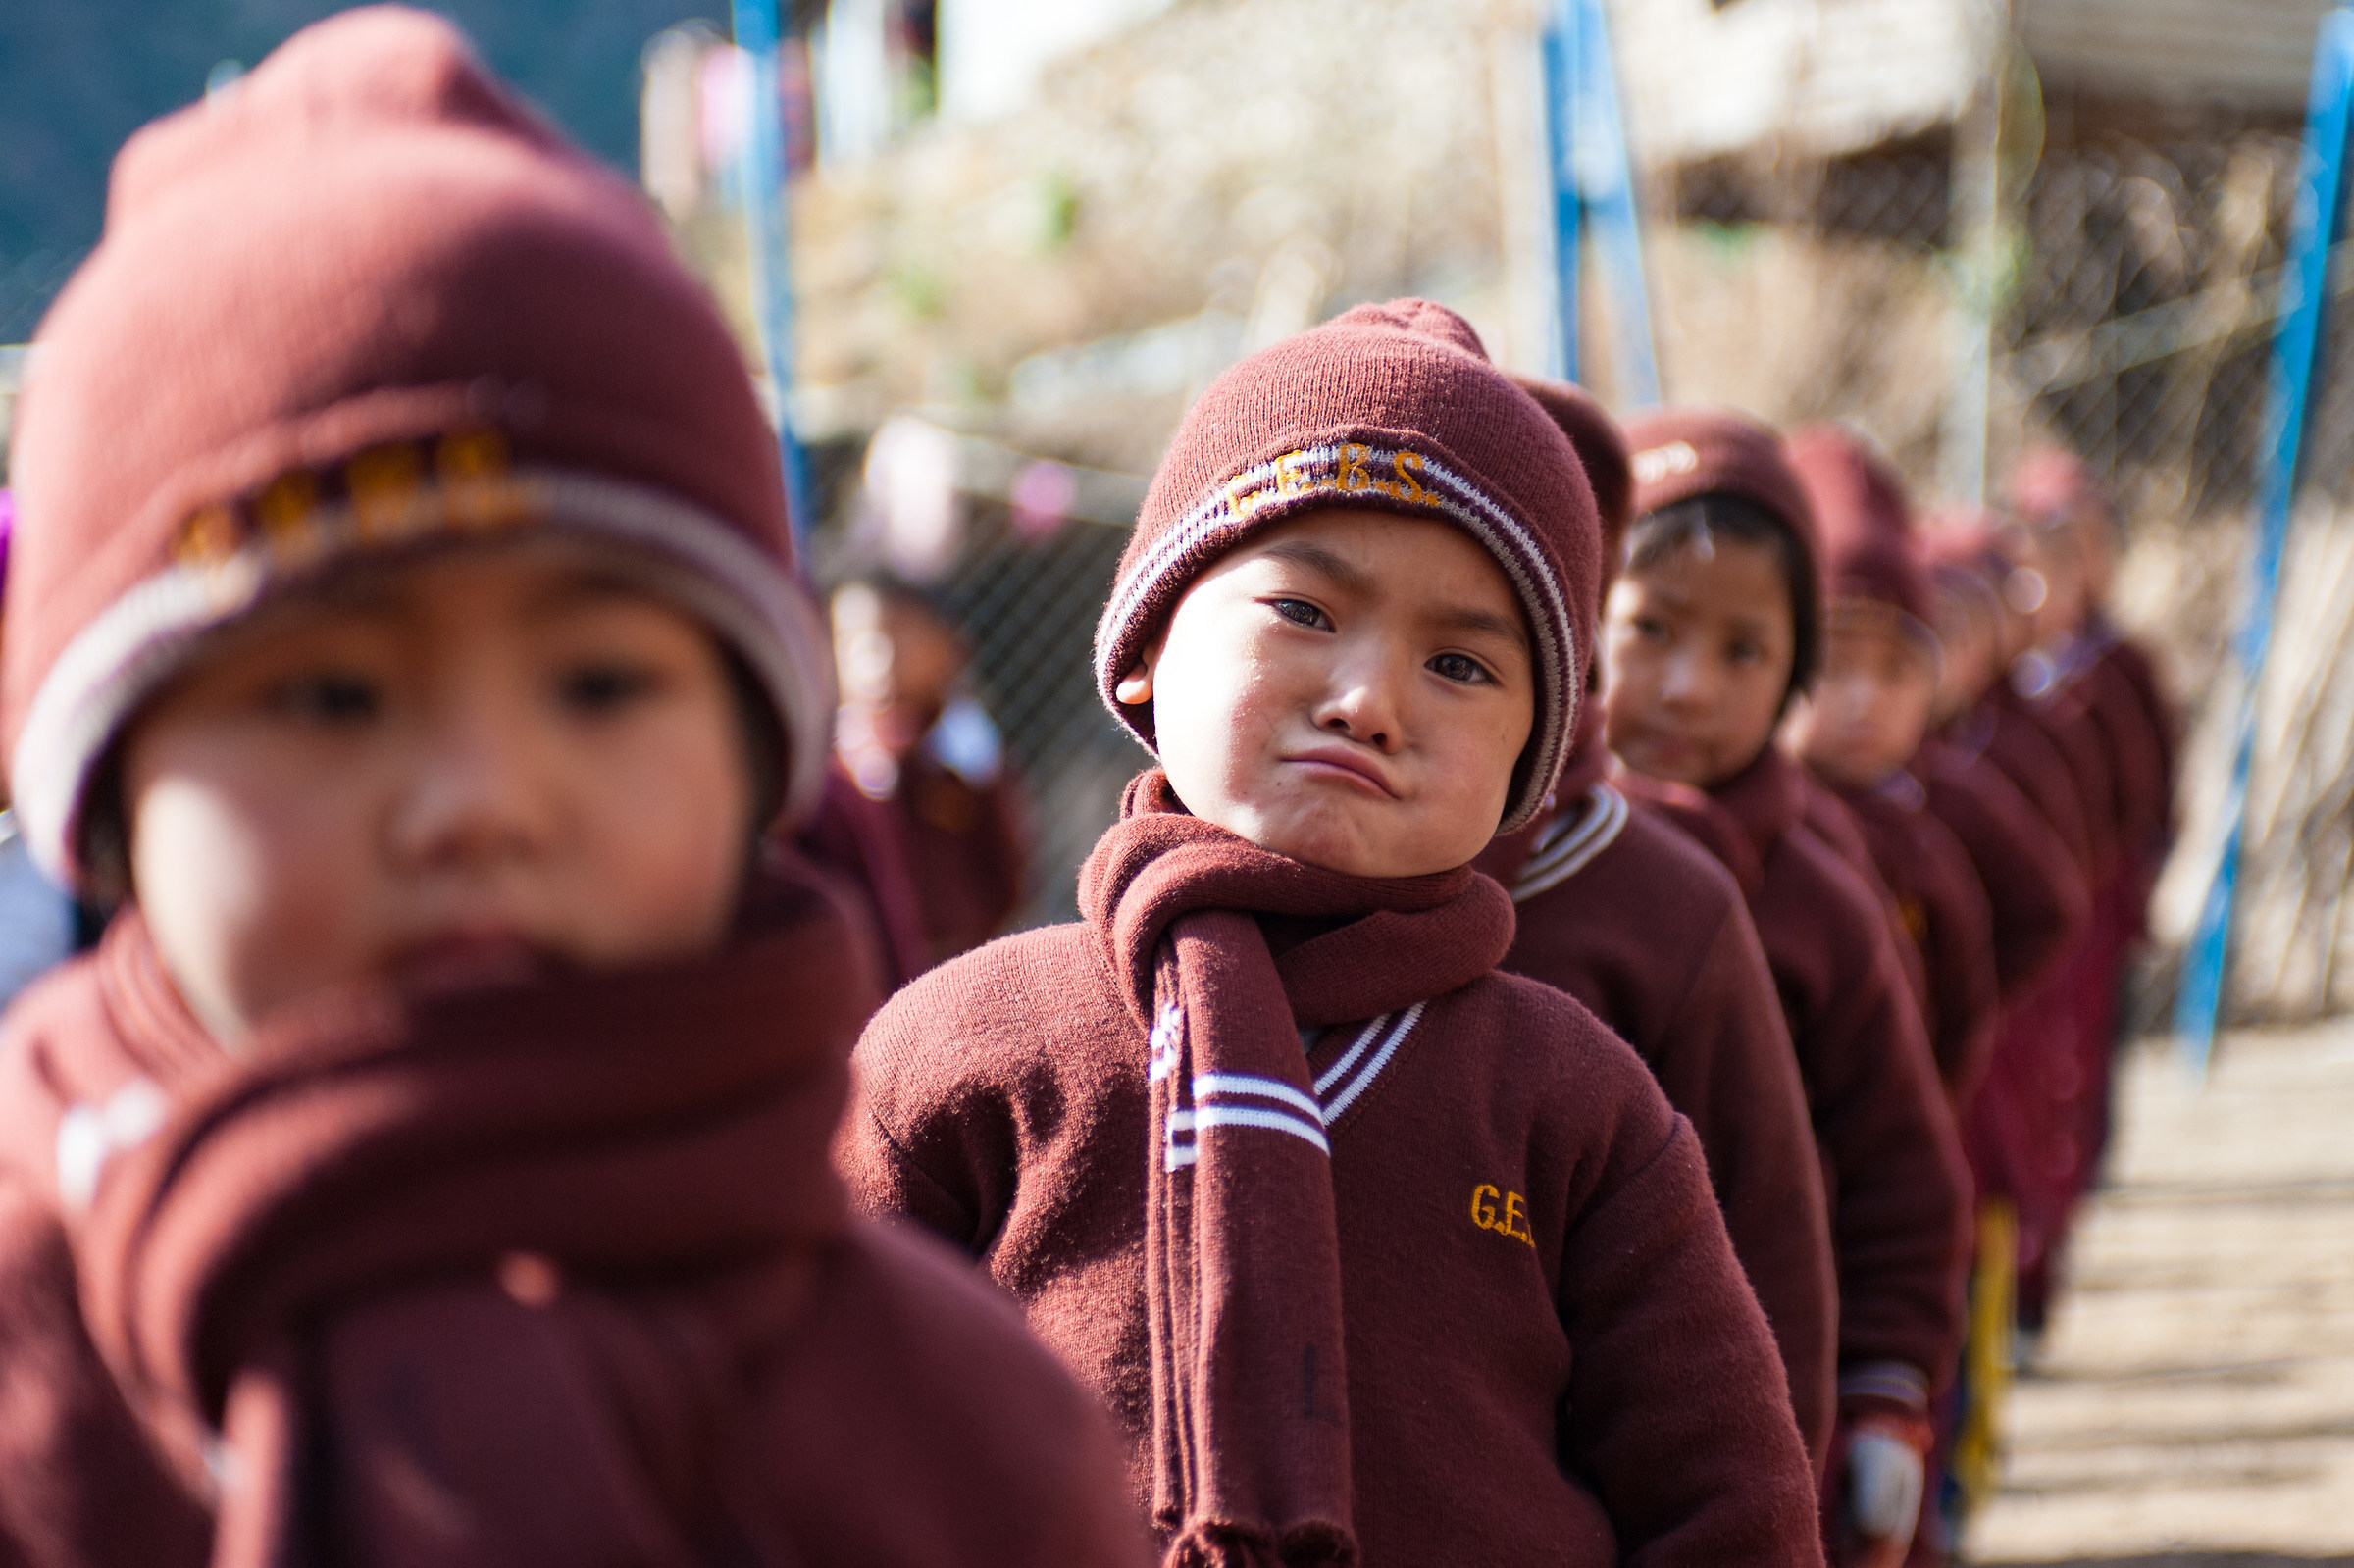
[1096,299,1602,835]
[3,8,832,889]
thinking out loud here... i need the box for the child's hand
[1828,1403,1932,1567]
[1846,1423,1924,1543]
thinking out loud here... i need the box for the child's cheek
[130,764,375,1042]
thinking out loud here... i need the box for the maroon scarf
[1077,774,1512,1568]
[5,870,870,1567]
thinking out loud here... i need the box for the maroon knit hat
[1786,423,1932,633]
[1096,299,1601,835]
[1622,405,1822,695]
[5,8,831,886]
[1511,376,1631,586]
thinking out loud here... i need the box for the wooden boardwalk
[1966,1020,2354,1565]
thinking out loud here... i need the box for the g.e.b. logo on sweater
[1470,1183,1535,1247]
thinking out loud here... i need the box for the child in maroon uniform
[1480,379,1836,1476]
[0,15,1144,1564]
[1919,518,2097,1337]
[844,303,1822,1565]
[1600,409,1970,1568]
[1783,427,2001,1102]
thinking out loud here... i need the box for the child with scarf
[844,303,1823,1566]
[0,13,1145,1565]
[1599,410,1970,1568]
[1477,379,1837,1478]
[1782,428,2001,1103]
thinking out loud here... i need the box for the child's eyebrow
[1260,537,1373,596]
[523,568,656,616]
[1433,604,1530,651]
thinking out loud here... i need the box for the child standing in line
[0,14,1146,1563]
[1600,408,1970,1568]
[844,302,1823,1565]
[1783,427,2002,1103]
[1919,518,2096,1342]
[1479,378,1837,1477]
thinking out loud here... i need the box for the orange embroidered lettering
[1277,450,1313,496]
[436,428,524,530]
[1471,1183,1536,1246]
[173,504,241,567]
[1335,443,1375,492]
[1390,450,1431,505]
[1502,1190,1533,1246]
[255,471,321,564]
[347,443,424,540]
[1227,472,1265,521]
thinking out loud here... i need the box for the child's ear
[1113,641,1160,707]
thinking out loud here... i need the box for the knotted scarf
[8,869,872,1567]
[1077,773,1513,1568]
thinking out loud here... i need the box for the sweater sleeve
[1802,911,1972,1386]
[1553,1106,1824,1566]
[838,963,1029,1256]
[1650,904,1838,1477]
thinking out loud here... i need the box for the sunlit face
[1117,507,1535,879]
[121,539,757,1046]
[1788,600,1938,788]
[1602,535,1796,789]
[831,582,965,754]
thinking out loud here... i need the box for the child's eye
[1728,640,1764,666]
[558,661,665,715]
[1267,598,1332,632]
[1632,615,1668,640]
[1428,651,1493,686]
[269,673,382,726]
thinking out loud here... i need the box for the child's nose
[1658,647,1715,708]
[1313,651,1404,752]
[385,702,558,869]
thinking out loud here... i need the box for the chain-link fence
[816,111,2330,944]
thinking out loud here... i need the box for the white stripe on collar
[1511,784,1630,904]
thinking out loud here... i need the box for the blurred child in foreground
[0,13,1142,1563]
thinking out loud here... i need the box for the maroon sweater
[1797,780,1930,1018]
[0,884,1145,1568]
[1913,738,2089,1003]
[1482,737,1836,1475]
[1815,769,2002,1102]
[1995,674,2118,882]
[1949,700,2096,881]
[844,790,1823,1566]
[1624,748,1970,1396]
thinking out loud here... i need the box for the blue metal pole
[1568,0,1659,406]
[732,0,816,549]
[2175,6,2354,1070]
[1540,0,1581,382]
